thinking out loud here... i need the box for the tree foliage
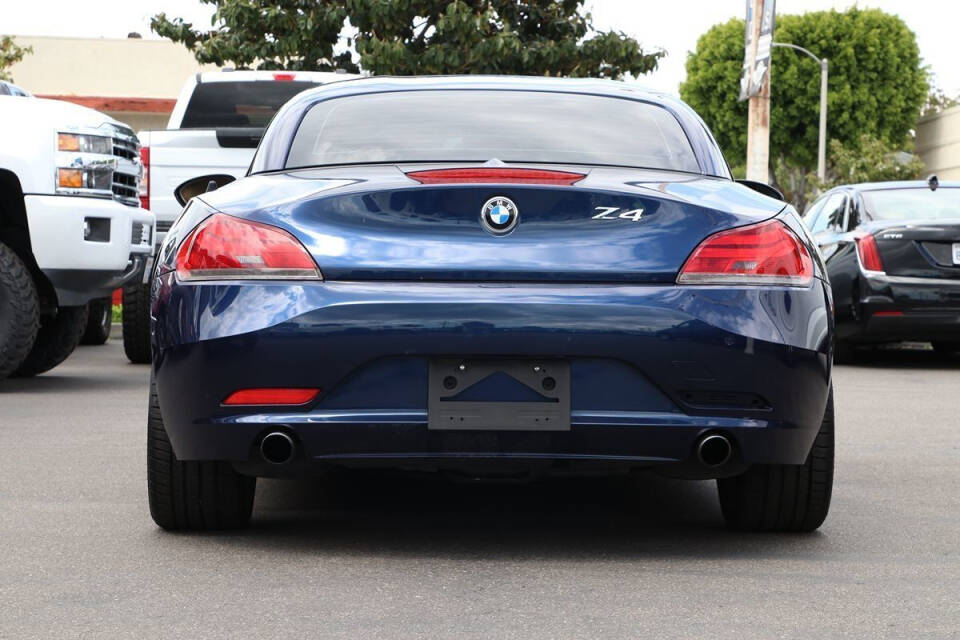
[152,0,662,79]
[0,36,32,82]
[822,134,925,189]
[680,8,928,207]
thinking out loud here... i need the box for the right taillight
[176,213,321,281]
[678,219,814,287]
[854,232,885,273]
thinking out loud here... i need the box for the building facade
[916,105,960,181]
[7,36,217,132]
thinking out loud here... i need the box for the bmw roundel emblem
[480,196,519,235]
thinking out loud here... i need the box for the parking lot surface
[1,335,958,638]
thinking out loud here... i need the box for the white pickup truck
[0,82,153,380]
[126,70,355,361]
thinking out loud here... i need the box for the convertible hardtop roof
[294,74,678,106]
[251,74,730,178]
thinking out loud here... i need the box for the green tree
[818,134,925,195]
[151,0,662,79]
[0,36,32,82]
[680,8,928,208]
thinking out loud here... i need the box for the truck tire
[122,282,151,364]
[13,305,89,377]
[80,297,112,345]
[147,379,256,530]
[0,241,40,380]
[717,387,834,532]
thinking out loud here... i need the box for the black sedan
[804,177,960,358]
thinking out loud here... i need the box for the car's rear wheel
[717,387,834,532]
[932,341,960,355]
[0,241,39,380]
[147,379,256,530]
[80,297,112,345]
[13,305,88,377]
[122,282,151,364]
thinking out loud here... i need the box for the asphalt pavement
[1,334,958,638]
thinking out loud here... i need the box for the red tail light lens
[139,146,150,210]
[406,168,585,185]
[223,388,320,406]
[854,232,885,273]
[176,213,321,281]
[678,219,814,286]
[272,73,296,82]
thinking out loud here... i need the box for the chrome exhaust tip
[697,433,732,467]
[260,431,296,465]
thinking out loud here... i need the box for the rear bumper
[845,272,960,342]
[153,277,833,471]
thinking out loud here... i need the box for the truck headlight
[57,167,112,190]
[57,132,112,155]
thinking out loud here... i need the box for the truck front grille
[108,124,141,207]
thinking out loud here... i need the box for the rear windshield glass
[286,90,700,172]
[862,188,960,221]
[181,81,317,129]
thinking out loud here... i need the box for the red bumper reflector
[406,168,585,185]
[222,388,320,406]
[873,311,903,317]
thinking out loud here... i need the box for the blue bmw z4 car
[148,76,835,532]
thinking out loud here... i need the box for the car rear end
[151,82,833,482]
[848,184,960,345]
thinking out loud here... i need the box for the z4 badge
[592,206,644,221]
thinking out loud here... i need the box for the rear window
[181,81,317,129]
[862,188,960,221]
[286,90,700,172]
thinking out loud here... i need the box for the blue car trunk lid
[201,166,787,284]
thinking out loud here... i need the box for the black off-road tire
[147,379,256,531]
[717,387,834,532]
[931,341,960,355]
[122,282,151,364]
[13,305,88,378]
[0,242,40,380]
[80,297,112,345]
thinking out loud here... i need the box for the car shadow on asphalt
[165,470,834,559]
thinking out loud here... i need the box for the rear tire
[122,282,151,364]
[931,341,960,355]
[717,387,834,532]
[80,297,112,345]
[0,242,40,380]
[147,379,256,531]
[13,305,88,377]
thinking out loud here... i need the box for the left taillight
[678,219,814,287]
[175,213,321,281]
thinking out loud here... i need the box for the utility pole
[745,0,771,183]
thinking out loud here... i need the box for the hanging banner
[738,0,776,100]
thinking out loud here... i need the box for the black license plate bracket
[428,358,571,431]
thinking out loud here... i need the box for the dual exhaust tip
[260,431,296,465]
[260,430,732,468]
[696,433,733,467]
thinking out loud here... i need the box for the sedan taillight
[678,219,814,287]
[853,232,885,273]
[176,213,321,281]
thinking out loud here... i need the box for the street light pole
[772,42,828,182]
